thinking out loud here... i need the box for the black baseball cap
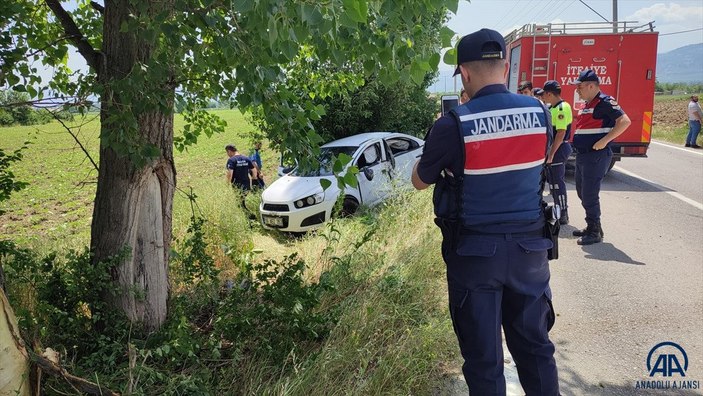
[543,80,561,93]
[533,88,544,96]
[452,28,506,76]
[573,69,599,84]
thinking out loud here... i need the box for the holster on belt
[434,217,459,250]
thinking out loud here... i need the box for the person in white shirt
[686,95,703,148]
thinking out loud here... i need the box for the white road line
[613,166,703,211]
[650,140,703,156]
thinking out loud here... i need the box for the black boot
[559,210,569,225]
[573,223,604,237]
[577,223,603,245]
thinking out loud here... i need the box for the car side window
[358,143,381,168]
[386,138,419,156]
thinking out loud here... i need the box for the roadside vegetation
[1,110,461,395]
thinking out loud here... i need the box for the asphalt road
[550,140,703,395]
[447,140,703,396]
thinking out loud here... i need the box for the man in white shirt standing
[686,95,703,148]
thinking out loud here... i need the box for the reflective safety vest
[453,86,550,228]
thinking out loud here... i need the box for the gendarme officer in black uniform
[412,29,559,395]
[571,70,631,245]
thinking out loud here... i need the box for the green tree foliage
[0,144,29,215]
[1,0,459,329]
[3,0,458,164]
[0,90,72,126]
[312,75,438,142]
[655,80,703,93]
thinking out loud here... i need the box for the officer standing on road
[542,80,572,224]
[571,70,631,245]
[412,28,559,396]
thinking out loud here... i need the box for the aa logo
[647,342,688,377]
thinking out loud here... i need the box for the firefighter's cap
[453,28,506,76]
[573,69,599,84]
[543,80,561,93]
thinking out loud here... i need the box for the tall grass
[1,110,461,394]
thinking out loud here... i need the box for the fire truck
[504,21,658,169]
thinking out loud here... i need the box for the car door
[384,136,422,182]
[356,141,390,206]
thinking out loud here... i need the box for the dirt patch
[653,97,691,130]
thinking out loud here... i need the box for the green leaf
[320,178,332,190]
[301,4,323,25]
[409,61,426,85]
[446,0,460,14]
[332,159,343,173]
[342,0,367,23]
[232,0,255,13]
[429,53,440,70]
[440,26,455,48]
[443,48,457,67]
[343,172,358,188]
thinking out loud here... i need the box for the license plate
[263,216,283,226]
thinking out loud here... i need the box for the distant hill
[656,43,703,83]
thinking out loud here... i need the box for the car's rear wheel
[340,197,359,217]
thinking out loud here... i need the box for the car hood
[262,175,337,203]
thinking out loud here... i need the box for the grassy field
[1,109,462,394]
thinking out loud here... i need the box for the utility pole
[613,0,618,33]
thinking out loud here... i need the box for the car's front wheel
[340,197,359,217]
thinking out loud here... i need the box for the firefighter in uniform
[542,80,572,224]
[571,69,631,245]
[412,29,559,396]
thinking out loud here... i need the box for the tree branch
[30,350,120,396]
[46,109,100,172]
[90,1,105,14]
[43,0,101,72]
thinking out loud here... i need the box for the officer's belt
[459,228,543,238]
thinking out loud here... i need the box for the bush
[313,75,438,141]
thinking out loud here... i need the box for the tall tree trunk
[90,0,175,331]
[0,289,31,396]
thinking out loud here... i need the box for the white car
[259,132,424,232]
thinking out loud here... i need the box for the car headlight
[294,192,324,209]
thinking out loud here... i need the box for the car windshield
[293,146,358,177]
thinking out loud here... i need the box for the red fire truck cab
[504,21,658,168]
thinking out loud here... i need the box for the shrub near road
[1,109,462,394]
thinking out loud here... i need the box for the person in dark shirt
[571,69,631,245]
[225,144,257,190]
[412,28,559,396]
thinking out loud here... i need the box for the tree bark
[0,289,31,396]
[90,0,175,331]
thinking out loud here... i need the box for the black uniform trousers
[574,148,612,225]
[547,144,572,211]
[442,232,559,396]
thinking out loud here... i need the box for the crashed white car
[259,132,424,232]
